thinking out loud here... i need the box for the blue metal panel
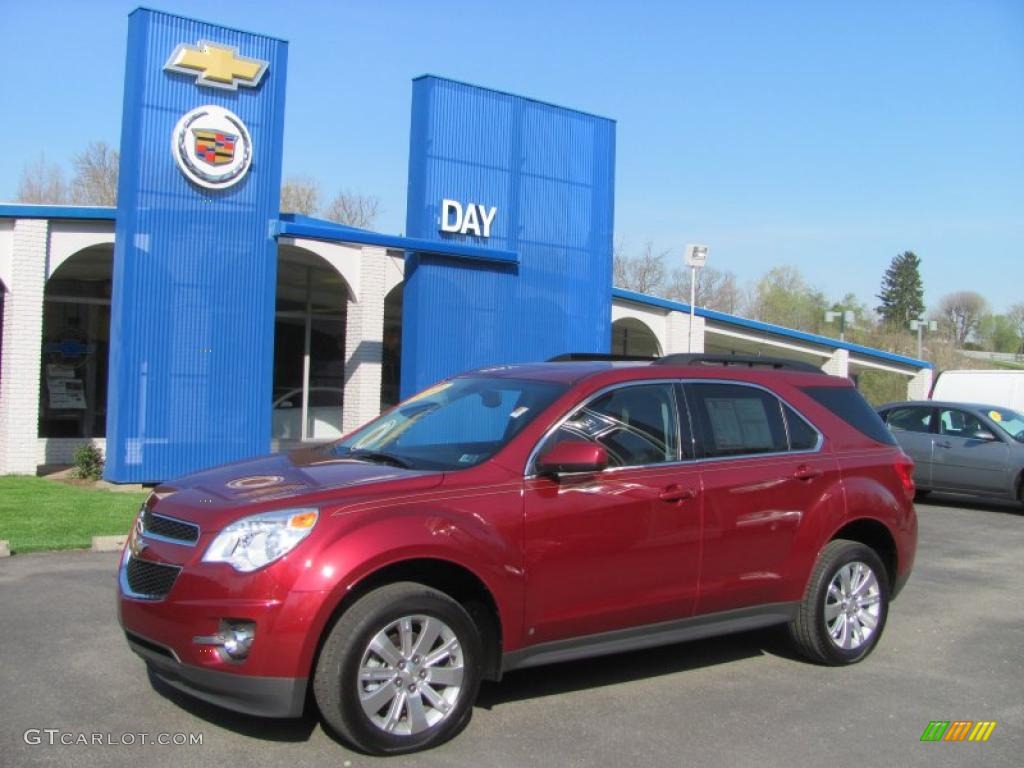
[402,76,615,397]
[106,9,287,482]
[612,288,932,369]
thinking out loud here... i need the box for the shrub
[72,444,104,481]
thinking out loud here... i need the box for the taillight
[894,455,915,500]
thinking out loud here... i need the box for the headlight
[202,508,318,572]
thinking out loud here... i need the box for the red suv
[118,354,917,754]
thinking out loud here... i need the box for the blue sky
[3,0,1021,313]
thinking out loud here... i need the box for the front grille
[125,557,181,599]
[142,509,199,545]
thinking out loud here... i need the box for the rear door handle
[659,484,697,503]
[793,465,823,482]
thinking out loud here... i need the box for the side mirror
[536,440,608,475]
[970,430,996,441]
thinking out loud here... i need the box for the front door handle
[659,485,697,504]
[935,440,952,449]
[793,465,823,482]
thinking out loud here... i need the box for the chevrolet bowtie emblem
[164,40,268,91]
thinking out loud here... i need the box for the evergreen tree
[876,251,925,326]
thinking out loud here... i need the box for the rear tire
[789,540,889,665]
[914,489,931,501]
[313,582,482,755]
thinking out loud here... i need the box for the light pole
[684,244,709,353]
[825,309,855,341]
[909,318,937,360]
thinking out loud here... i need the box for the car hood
[145,447,444,529]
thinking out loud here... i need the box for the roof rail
[655,354,825,374]
[547,353,656,362]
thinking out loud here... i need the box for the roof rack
[654,354,825,374]
[546,353,657,362]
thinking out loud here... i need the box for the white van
[931,369,1024,411]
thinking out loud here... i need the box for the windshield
[986,407,1024,443]
[328,376,567,470]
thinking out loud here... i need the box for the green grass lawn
[0,476,148,554]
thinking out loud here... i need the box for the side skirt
[501,602,798,674]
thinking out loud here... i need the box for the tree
[613,241,668,294]
[279,175,321,215]
[323,190,381,229]
[16,154,68,204]
[876,251,925,327]
[749,266,829,333]
[70,141,119,205]
[935,291,988,347]
[976,314,1021,354]
[1008,303,1024,348]
[664,266,743,314]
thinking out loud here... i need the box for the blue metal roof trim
[274,215,520,266]
[0,204,116,221]
[612,287,932,370]
[131,6,288,42]
[412,74,617,123]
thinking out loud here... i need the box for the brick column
[907,368,933,400]
[822,348,850,377]
[342,247,386,434]
[666,310,704,355]
[0,219,47,475]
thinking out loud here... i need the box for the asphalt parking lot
[1,496,1021,768]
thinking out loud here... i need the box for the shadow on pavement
[918,493,1022,516]
[147,670,319,742]
[477,626,797,709]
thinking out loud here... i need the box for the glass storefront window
[273,249,348,443]
[39,247,113,438]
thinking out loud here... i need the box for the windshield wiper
[346,450,413,469]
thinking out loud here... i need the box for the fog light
[222,621,255,660]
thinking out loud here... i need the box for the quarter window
[783,404,819,451]
[541,383,680,468]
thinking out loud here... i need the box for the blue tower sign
[402,77,616,397]
[106,9,288,482]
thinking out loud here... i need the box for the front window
[329,377,567,471]
[983,407,1024,443]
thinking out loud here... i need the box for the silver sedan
[878,400,1024,505]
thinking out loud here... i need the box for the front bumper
[125,630,307,717]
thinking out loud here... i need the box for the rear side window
[803,386,897,445]
[884,406,933,434]
[687,383,788,457]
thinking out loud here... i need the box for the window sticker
[510,406,530,419]
[705,397,772,450]
[990,410,1002,422]
[458,454,480,464]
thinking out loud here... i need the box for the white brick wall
[0,219,47,475]
[665,310,705,354]
[907,368,934,400]
[822,348,850,377]
[342,246,386,434]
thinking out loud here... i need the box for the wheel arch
[311,557,505,682]
[828,518,898,591]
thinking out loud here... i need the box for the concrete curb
[0,540,10,558]
[91,535,128,552]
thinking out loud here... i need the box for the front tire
[789,540,889,665]
[313,582,482,755]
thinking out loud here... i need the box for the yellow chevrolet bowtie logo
[164,40,268,91]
